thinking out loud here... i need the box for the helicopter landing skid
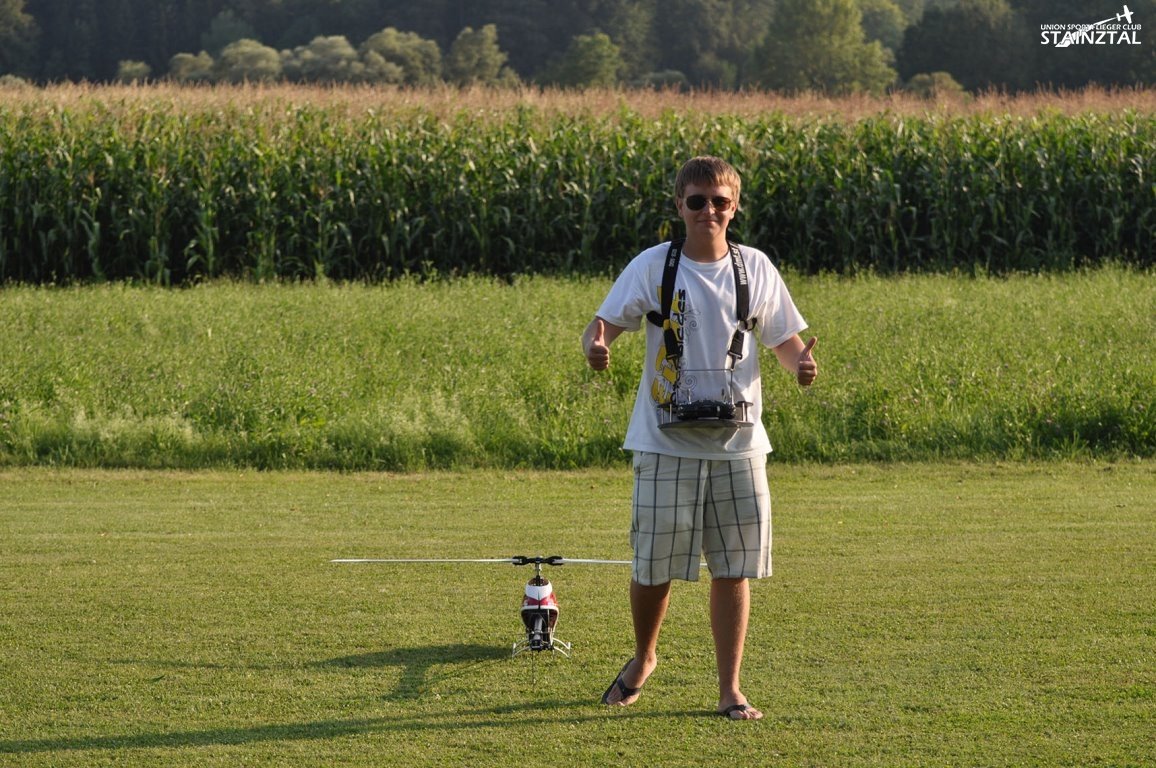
[512,635,571,658]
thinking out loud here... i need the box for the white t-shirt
[596,241,806,460]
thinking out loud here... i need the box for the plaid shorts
[630,451,772,585]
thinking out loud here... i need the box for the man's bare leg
[711,577,763,719]
[602,579,670,705]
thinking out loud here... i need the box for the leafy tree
[104,0,140,76]
[0,0,38,75]
[10,0,1150,89]
[897,0,1026,90]
[213,38,282,82]
[892,0,926,24]
[177,0,218,47]
[754,0,897,93]
[358,27,442,85]
[446,0,582,81]
[274,14,322,50]
[30,0,99,80]
[201,9,256,57]
[138,1,182,77]
[654,0,776,88]
[904,69,966,97]
[278,0,390,47]
[168,50,215,82]
[538,31,622,88]
[360,51,405,84]
[282,35,363,82]
[116,59,151,83]
[444,24,516,86]
[597,0,660,81]
[26,0,131,78]
[860,0,909,50]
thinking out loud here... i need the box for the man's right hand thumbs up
[796,335,818,386]
[585,317,611,371]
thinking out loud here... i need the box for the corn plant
[0,90,1153,284]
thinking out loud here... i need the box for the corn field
[1,86,1153,283]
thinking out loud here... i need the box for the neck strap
[645,239,754,368]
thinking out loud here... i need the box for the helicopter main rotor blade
[331,557,703,567]
[558,558,708,568]
[558,558,632,565]
[331,558,520,564]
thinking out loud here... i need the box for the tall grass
[0,85,1153,283]
[0,270,1150,470]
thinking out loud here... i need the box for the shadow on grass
[0,699,707,755]
[4,645,713,755]
[112,643,512,701]
[317,643,510,700]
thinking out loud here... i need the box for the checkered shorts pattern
[630,452,772,585]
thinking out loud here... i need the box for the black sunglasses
[684,194,734,211]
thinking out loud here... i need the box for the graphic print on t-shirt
[650,286,695,406]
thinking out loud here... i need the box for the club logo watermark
[1040,4,1142,47]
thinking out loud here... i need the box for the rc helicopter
[331,555,635,658]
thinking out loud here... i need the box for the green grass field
[1,268,1153,469]
[2,463,1153,767]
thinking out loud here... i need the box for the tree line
[1,0,1153,93]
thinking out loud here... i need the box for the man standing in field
[582,156,818,720]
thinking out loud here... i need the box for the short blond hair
[674,156,742,208]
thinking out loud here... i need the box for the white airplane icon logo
[1055,5,1137,47]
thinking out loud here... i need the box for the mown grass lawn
[1,462,1153,767]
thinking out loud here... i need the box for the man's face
[676,182,736,241]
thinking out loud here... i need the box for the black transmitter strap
[646,239,753,368]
